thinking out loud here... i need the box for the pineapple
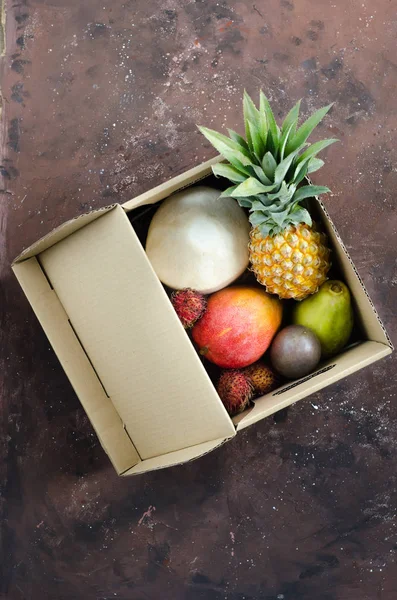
[198,91,337,300]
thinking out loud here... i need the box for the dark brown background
[1,0,396,598]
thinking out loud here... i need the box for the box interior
[124,167,392,433]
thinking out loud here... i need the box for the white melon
[145,186,250,293]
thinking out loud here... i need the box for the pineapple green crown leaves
[198,91,338,237]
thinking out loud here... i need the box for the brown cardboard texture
[12,157,392,475]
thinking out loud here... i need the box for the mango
[192,286,283,368]
[292,280,354,358]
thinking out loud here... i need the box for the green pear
[292,280,354,358]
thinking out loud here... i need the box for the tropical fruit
[292,280,354,357]
[243,361,279,396]
[192,285,283,368]
[270,325,321,379]
[170,289,207,329]
[145,186,250,294]
[217,370,254,416]
[199,91,336,300]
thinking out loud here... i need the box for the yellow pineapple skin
[249,222,331,301]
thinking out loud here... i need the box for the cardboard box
[12,157,393,475]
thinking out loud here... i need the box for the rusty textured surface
[0,1,396,599]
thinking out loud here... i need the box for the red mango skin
[192,286,283,368]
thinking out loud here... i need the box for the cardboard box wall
[12,157,393,475]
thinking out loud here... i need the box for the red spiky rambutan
[171,288,207,329]
[217,370,254,416]
[243,362,279,397]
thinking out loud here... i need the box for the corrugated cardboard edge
[234,341,391,431]
[316,197,393,349]
[122,156,222,212]
[12,204,118,264]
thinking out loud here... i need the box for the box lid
[38,204,235,460]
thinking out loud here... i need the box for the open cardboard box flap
[12,157,392,475]
[13,199,235,474]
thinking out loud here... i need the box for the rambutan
[243,362,279,397]
[217,370,254,416]
[171,289,207,329]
